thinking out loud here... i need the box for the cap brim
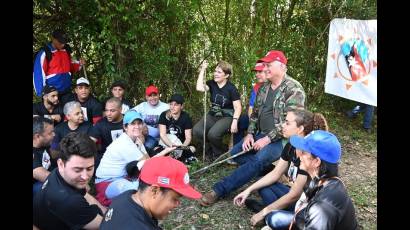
[173,185,202,199]
[258,56,274,63]
[289,135,310,153]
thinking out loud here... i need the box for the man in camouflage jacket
[200,50,306,206]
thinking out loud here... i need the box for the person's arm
[153,146,177,157]
[33,167,51,182]
[159,124,174,147]
[234,159,288,206]
[250,173,307,226]
[33,49,48,96]
[84,192,107,214]
[196,60,209,92]
[82,215,103,230]
[303,200,339,229]
[182,129,192,146]
[230,100,242,133]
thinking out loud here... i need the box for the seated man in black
[158,94,197,164]
[90,97,124,169]
[33,132,106,230]
[33,116,56,196]
[33,85,64,126]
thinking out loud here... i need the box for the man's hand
[242,134,254,151]
[252,136,271,151]
[50,114,61,122]
[79,58,86,65]
[250,210,265,226]
[230,119,238,133]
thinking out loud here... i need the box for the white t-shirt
[133,101,169,138]
[96,133,146,181]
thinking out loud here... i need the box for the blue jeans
[144,135,158,152]
[258,182,294,210]
[347,103,375,129]
[213,133,283,197]
[265,210,294,230]
[233,114,249,145]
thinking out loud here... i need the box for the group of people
[33,29,359,229]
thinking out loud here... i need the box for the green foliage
[33,0,377,120]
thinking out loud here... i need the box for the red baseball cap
[145,85,159,96]
[139,156,202,199]
[259,50,287,65]
[253,63,264,71]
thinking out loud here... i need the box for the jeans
[233,114,249,145]
[105,178,139,199]
[347,103,375,129]
[213,133,283,197]
[258,182,294,210]
[144,135,158,152]
[265,210,294,230]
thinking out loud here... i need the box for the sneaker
[199,190,219,206]
[184,156,198,165]
[261,226,272,230]
[226,159,238,165]
[244,199,265,213]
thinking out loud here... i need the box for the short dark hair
[33,116,53,136]
[315,156,339,178]
[59,132,97,162]
[138,179,171,194]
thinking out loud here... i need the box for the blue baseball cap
[289,130,341,164]
[123,110,143,125]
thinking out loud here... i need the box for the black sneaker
[244,199,265,213]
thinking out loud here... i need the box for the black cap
[42,85,58,96]
[110,80,127,90]
[168,94,184,104]
[52,29,70,44]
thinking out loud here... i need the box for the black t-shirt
[90,117,124,154]
[51,121,94,150]
[158,111,193,143]
[33,146,57,184]
[33,169,102,230]
[206,80,240,117]
[33,102,64,126]
[64,93,103,124]
[100,190,162,230]
[280,143,308,182]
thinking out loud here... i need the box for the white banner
[325,18,377,106]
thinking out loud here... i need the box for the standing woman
[193,60,242,159]
[233,108,329,229]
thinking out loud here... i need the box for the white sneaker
[226,159,238,165]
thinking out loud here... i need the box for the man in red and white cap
[100,156,201,229]
[133,85,169,152]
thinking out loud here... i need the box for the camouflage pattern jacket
[247,74,306,142]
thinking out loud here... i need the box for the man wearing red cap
[100,156,201,229]
[200,50,305,206]
[133,85,169,151]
